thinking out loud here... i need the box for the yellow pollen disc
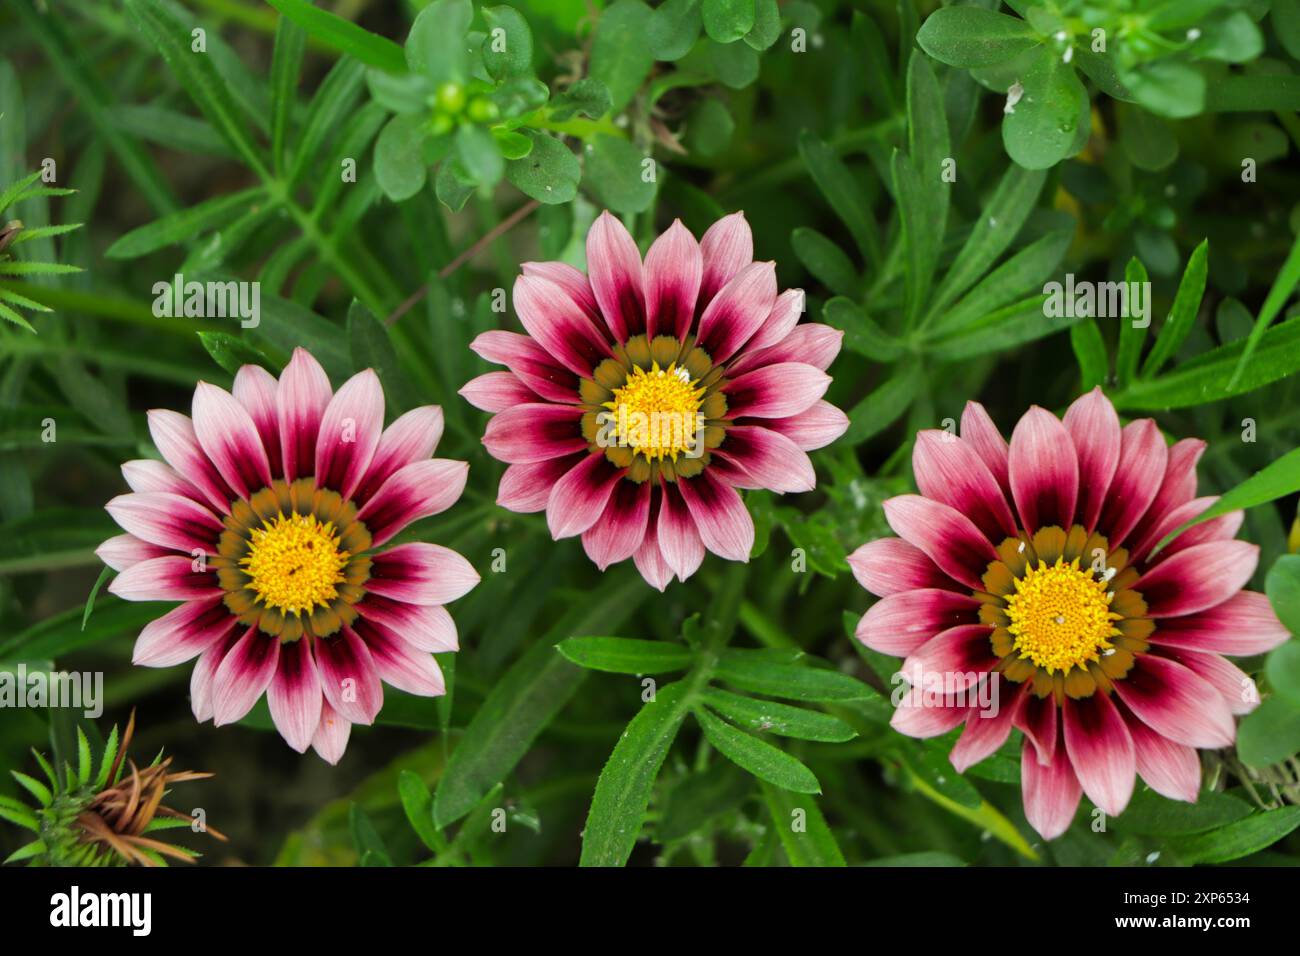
[240,513,350,616]
[602,362,705,461]
[1004,557,1122,675]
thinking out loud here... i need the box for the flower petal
[353,405,445,506]
[191,627,241,723]
[912,431,1018,541]
[633,511,675,592]
[586,210,645,341]
[890,686,968,738]
[96,533,169,572]
[643,219,702,341]
[1136,540,1258,618]
[267,636,323,753]
[482,403,587,464]
[715,426,815,493]
[120,458,202,500]
[1169,649,1257,715]
[696,261,777,363]
[1097,419,1167,546]
[1014,690,1058,764]
[882,495,998,591]
[582,478,652,570]
[1062,692,1135,816]
[1021,735,1081,840]
[949,676,1019,773]
[676,469,754,562]
[521,261,600,320]
[109,556,220,601]
[723,362,830,419]
[856,589,981,657]
[147,409,234,514]
[311,699,351,765]
[357,595,459,653]
[355,458,469,547]
[1125,438,1205,552]
[232,363,280,464]
[105,492,222,554]
[1061,386,1120,532]
[192,381,273,499]
[743,288,805,354]
[699,211,753,305]
[514,274,614,377]
[1122,707,1201,803]
[459,372,537,412]
[766,400,849,451]
[1148,591,1289,656]
[960,400,1011,499]
[211,626,280,727]
[497,454,585,513]
[315,368,385,501]
[1009,406,1078,533]
[658,483,706,582]
[133,596,237,668]
[546,453,623,539]
[469,330,580,403]
[847,538,957,597]
[1112,653,1236,749]
[900,624,999,685]
[315,626,383,725]
[353,616,446,697]
[276,347,333,482]
[367,542,480,605]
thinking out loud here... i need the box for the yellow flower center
[1004,557,1121,674]
[603,362,705,461]
[240,513,350,616]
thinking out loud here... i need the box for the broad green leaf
[694,706,819,793]
[701,687,856,742]
[482,5,533,81]
[582,135,656,213]
[198,332,272,377]
[1141,238,1208,378]
[548,78,613,121]
[1237,696,1300,766]
[1002,49,1088,170]
[1111,788,1253,835]
[916,7,1040,69]
[702,0,755,44]
[745,0,781,51]
[1168,807,1300,864]
[580,682,691,866]
[1266,641,1300,710]
[590,0,656,113]
[556,636,693,674]
[1116,101,1178,171]
[709,34,760,88]
[105,188,265,259]
[713,648,873,702]
[397,770,440,851]
[1266,555,1300,637]
[455,124,505,188]
[506,131,581,204]
[1125,61,1206,119]
[267,0,406,73]
[759,781,846,866]
[374,115,429,202]
[649,0,703,61]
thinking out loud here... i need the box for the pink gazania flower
[96,348,479,763]
[849,387,1289,840]
[460,210,849,589]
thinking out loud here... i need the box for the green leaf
[798,131,879,267]
[1229,228,1300,392]
[701,687,856,742]
[709,33,760,87]
[80,565,113,632]
[1070,319,1108,390]
[348,804,392,866]
[269,10,307,174]
[657,762,752,841]
[1002,49,1088,170]
[1142,238,1208,378]
[822,297,904,363]
[926,295,1075,361]
[694,706,820,793]
[289,59,366,188]
[843,360,924,444]
[866,851,965,866]
[1116,101,1178,172]
[347,299,416,413]
[407,0,474,85]
[582,135,657,213]
[702,0,755,44]
[1115,256,1149,388]
[548,78,613,121]
[105,187,265,259]
[1111,788,1253,836]
[650,0,703,61]
[95,723,121,790]
[4,840,46,864]
[397,770,440,852]
[906,51,950,246]
[76,726,91,787]
[1168,807,1300,864]
[374,114,429,202]
[934,228,1072,335]
[759,780,846,866]
[791,227,858,298]
[1267,555,1300,637]
[436,160,475,211]
[713,648,873,702]
[1124,61,1206,119]
[0,799,39,832]
[1237,696,1300,766]
[506,131,580,204]
[455,124,505,188]
[365,69,432,114]
[744,0,781,50]
[556,637,693,675]
[482,5,533,80]
[916,7,1040,68]
[198,332,272,377]
[10,771,50,806]
[580,681,691,866]
[1267,641,1300,710]
[590,0,656,113]
[267,0,406,73]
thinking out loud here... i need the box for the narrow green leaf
[843,361,924,444]
[1115,256,1149,387]
[10,771,50,806]
[1070,318,1109,390]
[269,10,307,175]
[701,687,856,742]
[759,781,846,866]
[925,295,1075,362]
[1168,807,1300,864]
[397,770,441,851]
[791,227,859,298]
[106,188,265,259]
[798,131,879,268]
[556,637,693,675]
[1141,239,1208,378]
[76,727,91,787]
[694,706,820,793]
[822,297,904,362]
[713,648,873,702]
[1228,228,1300,390]
[266,0,406,73]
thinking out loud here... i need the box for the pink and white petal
[766,401,849,452]
[1062,692,1136,816]
[633,515,675,591]
[96,534,169,572]
[1021,736,1082,840]
[912,431,1018,541]
[190,628,241,723]
[367,542,480,605]
[1132,497,1243,564]
[882,495,999,591]
[353,617,446,697]
[192,381,273,498]
[658,483,706,581]
[586,210,645,341]
[1122,708,1202,803]
[715,426,815,494]
[311,699,351,765]
[314,368,385,501]
[355,458,470,547]
[521,261,601,321]
[498,454,585,513]
[147,409,235,514]
[643,219,703,341]
[1125,438,1206,549]
[546,453,624,539]
[482,403,588,464]
[695,262,778,363]
[729,323,842,378]
[1137,540,1258,618]
[1096,419,1167,546]
[1112,653,1236,749]
[1149,591,1289,656]
[357,596,459,653]
[315,627,384,725]
[276,347,334,483]
[960,400,1012,498]
[699,211,753,305]
[266,637,323,753]
[676,469,754,562]
[232,363,280,464]
[109,556,220,602]
[847,538,957,597]
[1008,406,1079,533]
[890,686,968,738]
[514,274,614,376]
[132,596,236,668]
[211,626,280,727]
[949,676,1019,773]
[120,459,202,500]
[582,479,652,570]
[900,625,998,688]
[459,372,538,412]
[469,330,580,404]
[105,492,223,554]
[1169,649,1257,715]
[352,405,446,506]
[743,289,805,354]
[723,362,830,419]
[856,589,981,657]
[1014,690,1059,765]
[1061,386,1121,532]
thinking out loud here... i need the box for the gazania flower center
[1004,557,1120,675]
[603,362,705,461]
[240,512,350,616]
